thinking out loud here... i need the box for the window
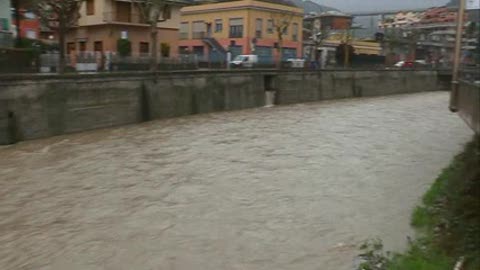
[0,18,8,31]
[193,46,204,60]
[140,42,149,54]
[86,0,94,15]
[162,5,172,20]
[94,41,103,52]
[67,42,75,55]
[282,25,288,35]
[292,23,298,41]
[229,18,243,38]
[215,19,223,33]
[79,41,86,52]
[255,18,263,38]
[192,21,206,39]
[116,1,131,22]
[179,22,189,39]
[179,46,189,54]
[267,19,273,34]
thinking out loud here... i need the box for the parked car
[286,58,305,68]
[230,55,258,68]
[394,60,428,69]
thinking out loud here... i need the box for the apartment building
[178,0,304,64]
[66,0,186,57]
[379,7,467,66]
[0,0,12,47]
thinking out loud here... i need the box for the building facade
[66,0,184,57]
[379,7,466,66]
[304,12,357,67]
[178,0,304,64]
[12,9,41,40]
[0,0,13,47]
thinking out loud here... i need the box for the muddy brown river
[0,92,473,270]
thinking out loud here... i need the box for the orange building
[178,0,304,64]
[66,0,185,57]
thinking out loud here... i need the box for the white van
[230,55,258,68]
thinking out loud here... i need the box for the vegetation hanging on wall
[117,39,131,57]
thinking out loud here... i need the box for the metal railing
[103,12,146,25]
[179,32,189,40]
[192,31,206,39]
[110,54,199,71]
[0,31,13,48]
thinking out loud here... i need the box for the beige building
[178,0,304,64]
[66,0,184,57]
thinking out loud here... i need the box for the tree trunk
[277,33,283,69]
[13,0,22,47]
[150,24,158,72]
[58,19,66,74]
[409,41,417,62]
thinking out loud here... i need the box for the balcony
[179,32,189,40]
[103,12,146,25]
[192,31,206,39]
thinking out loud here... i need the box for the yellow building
[178,0,304,64]
[66,0,185,57]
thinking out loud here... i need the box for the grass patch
[388,243,453,270]
[410,206,430,228]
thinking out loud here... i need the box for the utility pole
[343,30,351,68]
[450,0,466,112]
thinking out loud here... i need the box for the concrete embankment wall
[458,81,480,134]
[274,70,438,104]
[0,70,438,144]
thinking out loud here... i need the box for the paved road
[0,92,473,270]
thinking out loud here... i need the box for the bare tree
[383,29,404,66]
[136,0,171,71]
[311,28,331,66]
[270,11,294,68]
[383,28,421,65]
[35,0,84,73]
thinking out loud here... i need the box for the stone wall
[0,70,439,144]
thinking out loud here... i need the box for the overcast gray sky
[315,0,450,12]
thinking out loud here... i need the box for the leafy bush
[160,43,170,58]
[117,39,131,57]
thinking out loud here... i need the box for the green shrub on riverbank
[358,136,480,270]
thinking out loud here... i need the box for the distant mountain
[447,0,459,6]
[289,0,339,14]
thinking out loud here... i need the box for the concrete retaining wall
[275,70,438,104]
[0,70,438,144]
[458,81,480,134]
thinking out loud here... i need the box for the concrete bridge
[0,70,476,270]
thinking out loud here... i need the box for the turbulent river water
[0,92,473,270]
